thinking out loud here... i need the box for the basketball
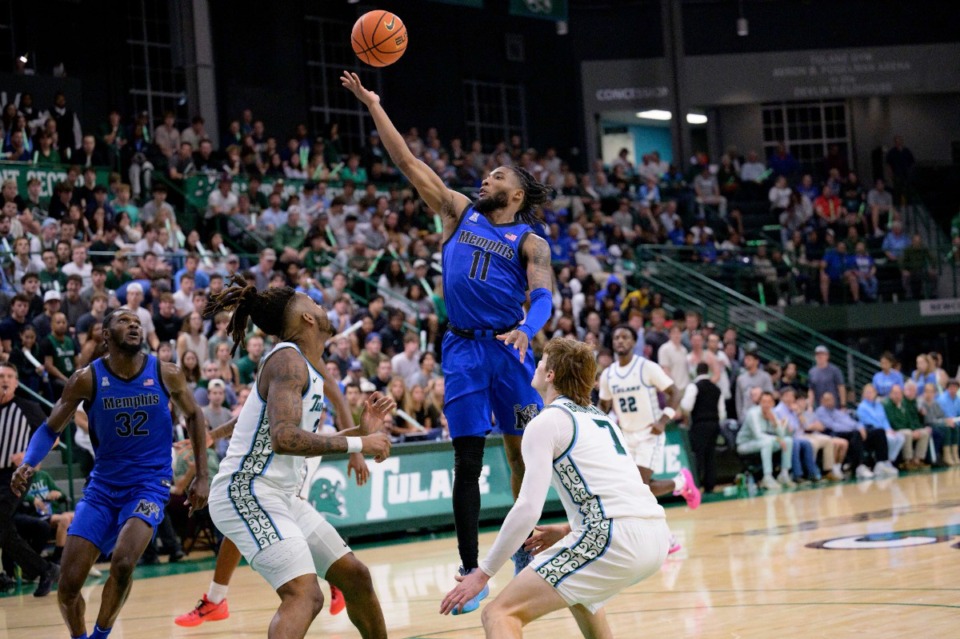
[351,10,408,67]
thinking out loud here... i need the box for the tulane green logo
[310,394,325,412]
[308,467,347,518]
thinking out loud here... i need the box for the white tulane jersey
[599,355,673,433]
[213,342,327,493]
[545,397,664,528]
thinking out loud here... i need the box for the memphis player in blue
[11,308,209,639]
[344,71,555,614]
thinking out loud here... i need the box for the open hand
[523,523,570,555]
[363,391,396,428]
[440,569,489,615]
[347,453,370,486]
[496,329,529,364]
[341,71,380,107]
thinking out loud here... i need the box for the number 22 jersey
[598,355,674,433]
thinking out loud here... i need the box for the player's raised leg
[480,569,569,638]
[57,535,102,638]
[92,518,155,636]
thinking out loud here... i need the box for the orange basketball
[351,10,408,67]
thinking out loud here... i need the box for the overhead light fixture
[737,0,748,36]
[686,113,708,124]
[636,110,672,121]
[17,54,27,64]
[556,20,568,36]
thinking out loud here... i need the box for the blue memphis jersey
[442,206,532,330]
[86,354,173,486]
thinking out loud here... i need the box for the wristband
[662,407,677,421]
[24,422,58,467]
[346,437,362,454]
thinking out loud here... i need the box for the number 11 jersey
[441,205,533,330]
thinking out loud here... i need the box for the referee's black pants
[689,420,720,494]
[0,468,50,579]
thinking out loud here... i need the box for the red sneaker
[174,594,230,627]
[329,585,345,616]
[674,468,702,509]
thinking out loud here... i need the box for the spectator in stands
[9,324,43,393]
[884,383,930,469]
[390,333,420,381]
[866,178,894,237]
[794,392,847,480]
[768,175,791,213]
[654,322,688,389]
[151,292,180,345]
[31,290,60,340]
[404,384,440,433]
[406,352,438,390]
[206,175,238,223]
[768,142,798,178]
[212,341,240,387]
[857,383,905,466]
[693,165,727,219]
[120,282,158,351]
[881,221,909,262]
[644,308,668,362]
[813,185,843,231]
[774,387,822,482]
[60,275,89,328]
[39,311,76,400]
[808,345,845,407]
[180,116,206,150]
[819,238,859,305]
[850,241,878,302]
[0,293,31,353]
[936,377,960,431]
[737,391,795,490]
[232,334,263,386]
[154,111,180,159]
[884,135,914,204]
[911,353,938,389]
[735,350,773,419]
[919,382,958,466]
[816,391,896,480]
[872,352,904,398]
[359,332,388,379]
[901,234,937,300]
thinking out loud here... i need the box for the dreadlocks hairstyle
[204,275,296,356]
[509,165,552,226]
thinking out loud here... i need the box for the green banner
[301,438,555,537]
[0,162,110,200]
[298,427,695,538]
[509,0,567,21]
[430,0,483,6]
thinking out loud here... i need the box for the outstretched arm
[163,362,209,513]
[341,71,471,222]
[264,349,391,461]
[496,235,554,363]
[11,366,92,496]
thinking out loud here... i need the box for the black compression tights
[452,436,486,570]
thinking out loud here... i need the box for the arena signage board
[510,0,568,21]
[683,43,960,105]
[301,429,694,536]
[0,162,109,198]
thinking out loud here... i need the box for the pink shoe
[668,534,682,555]
[674,468,701,509]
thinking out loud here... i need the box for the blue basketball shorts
[441,332,543,439]
[68,478,170,554]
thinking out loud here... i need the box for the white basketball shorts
[622,429,664,469]
[529,517,669,613]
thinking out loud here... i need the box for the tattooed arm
[497,235,555,364]
[263,348,391,460]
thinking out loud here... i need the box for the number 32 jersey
[441,205,533,330]
[86,354,174,486]
[598,355,674,433]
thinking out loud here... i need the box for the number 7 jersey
[598,355,674,433]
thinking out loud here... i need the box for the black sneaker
[34,562,60,597]
[169,549,186,563]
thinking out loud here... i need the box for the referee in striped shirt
[0,362,59,596]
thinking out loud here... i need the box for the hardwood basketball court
[3,470,958,638]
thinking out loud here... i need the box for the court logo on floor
[807,524,960,550]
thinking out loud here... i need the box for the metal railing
[632,246,881,401]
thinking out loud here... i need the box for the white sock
[832,464,843,475]
[207,581,229,604]
[673,473,685,492]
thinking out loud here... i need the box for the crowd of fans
[0,96,958,566]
